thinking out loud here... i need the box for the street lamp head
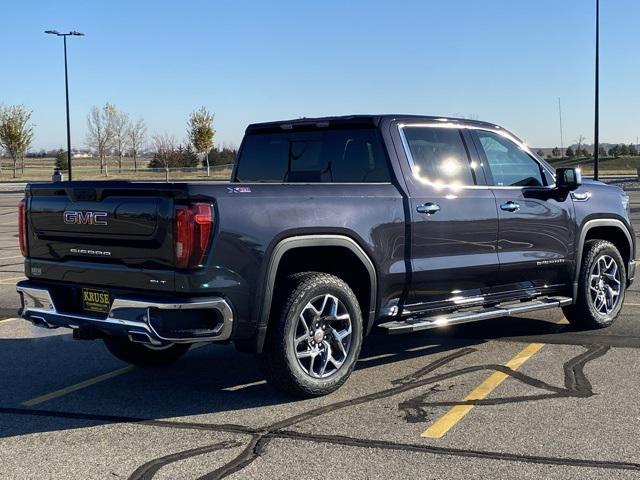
[44,30,85,37]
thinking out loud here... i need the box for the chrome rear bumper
[16,281,234,345]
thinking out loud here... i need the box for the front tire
[259,272,364,397]
[563,240,626,329]
[103,336,191,367]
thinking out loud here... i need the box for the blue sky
[1,0,639,150]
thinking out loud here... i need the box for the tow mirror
[556,167,582,190]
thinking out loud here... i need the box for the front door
[397,125,500,313]
[471,129,575,293]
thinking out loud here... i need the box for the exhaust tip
[29,316,58,329]
[128,331,163,346]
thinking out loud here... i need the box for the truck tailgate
[25,182,190,290]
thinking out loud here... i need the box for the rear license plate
[81,288,111,314]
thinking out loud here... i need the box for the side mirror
[556,167,582,190]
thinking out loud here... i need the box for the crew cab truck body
[17,115,636,396]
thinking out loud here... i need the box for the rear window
[234,128,391,183]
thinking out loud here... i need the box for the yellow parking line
[0,276,25,285]
[21,365,135,406]
[20,343,205,406]
[422,342,545,439]
[223,380,267,392]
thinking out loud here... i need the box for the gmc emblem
[63,210,108,226]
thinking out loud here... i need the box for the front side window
[402,127,475,186]
[476,130,543,187]
[235,128,390,183]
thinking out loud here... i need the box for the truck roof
[246,114,509,135]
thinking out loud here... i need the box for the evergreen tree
[54,149,68,171]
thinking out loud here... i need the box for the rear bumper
[16,281,234,346]
[629,260,636,286]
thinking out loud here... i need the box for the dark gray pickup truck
[16,115,636,396]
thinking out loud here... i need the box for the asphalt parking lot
[2,188,640,479]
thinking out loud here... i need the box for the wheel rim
[293,293,353,379]
[589,254,621,316]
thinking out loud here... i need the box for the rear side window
[476,130,544,187]
[235,128,390,183]
[402,127,475,186]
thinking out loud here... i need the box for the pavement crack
[398,344,609,422]
[0,343,618,478]
[194,435,271,480]
[127,441,241,480]
[272,429,640,472]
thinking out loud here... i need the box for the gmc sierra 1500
[16,115,635,396]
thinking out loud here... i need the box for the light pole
[593,0,600,180]
[45,30,84,181]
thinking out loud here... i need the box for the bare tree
[151,133,176,166]
[113,110,130,172]
[575,135,586,157]
[187,106,215,176]
[0,104,34,178]
[86,103,117,174]
[128,117,147,172]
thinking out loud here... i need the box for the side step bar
[378,296,573,335]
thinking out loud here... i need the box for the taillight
[175,203,213,269]
[18,199,27,257]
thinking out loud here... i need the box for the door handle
[416,202,440,215]
[500,201,520,212]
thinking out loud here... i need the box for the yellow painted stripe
[21,365,135,406]
[0,276,25,285]
[223,380,267,392]
[422,342,545,439]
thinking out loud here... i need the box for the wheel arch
[573,218,634,299]
[255,235,378,353]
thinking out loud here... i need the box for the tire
[563,240,626,329]
[103,336,191,367]
[259,272,364,397]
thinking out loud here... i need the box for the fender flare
[572,218,634,298]
[256,234,378,352]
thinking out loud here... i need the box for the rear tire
[259,272,363,397]
[103,336,191,367]
[563,240,626,329]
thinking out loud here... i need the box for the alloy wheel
[589,254,621,315]
[293,293,353,379]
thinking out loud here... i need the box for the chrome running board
[378,296,572,334]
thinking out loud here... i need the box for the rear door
[471,129,575,293]
[394,124,500,313]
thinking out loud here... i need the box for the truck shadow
[0,315,577,439]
